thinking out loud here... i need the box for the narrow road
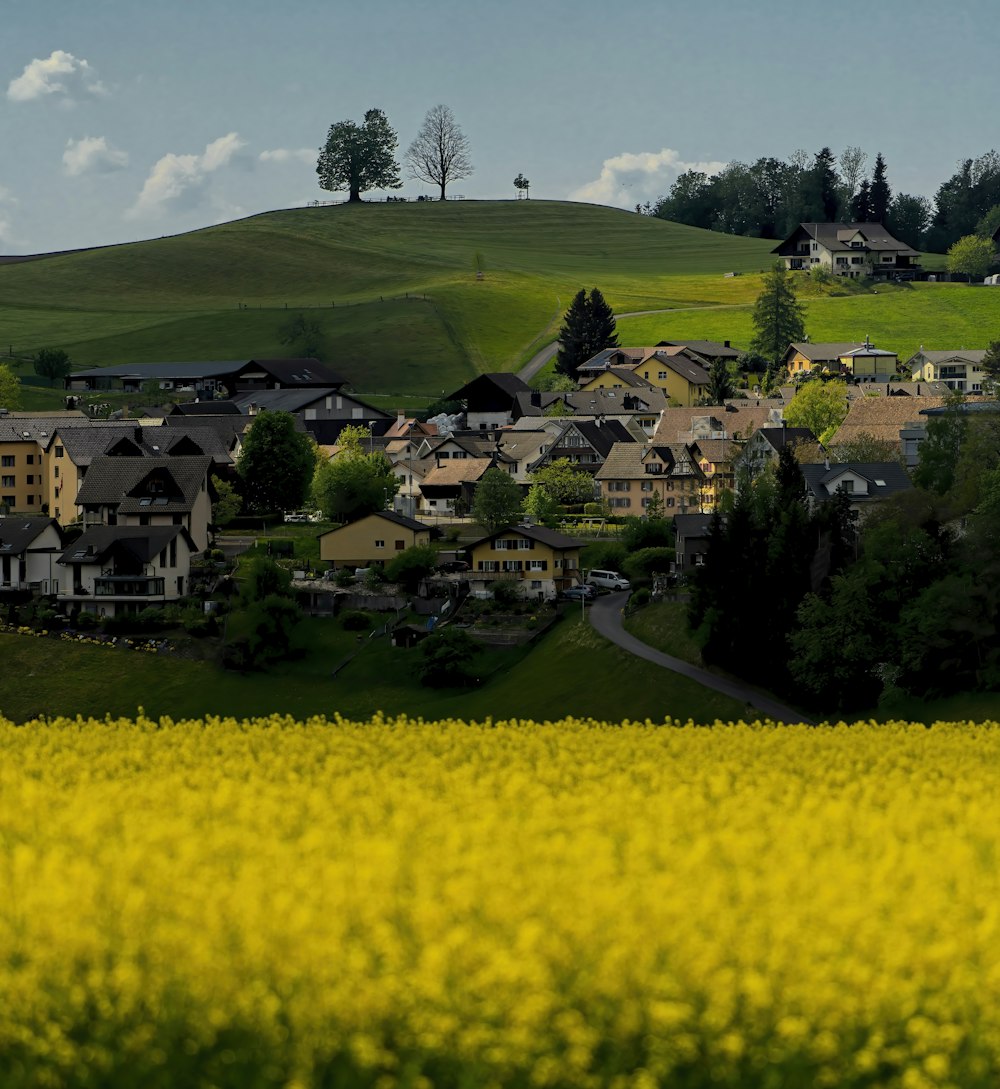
[588,592,813,724]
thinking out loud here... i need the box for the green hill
[0,200,987,407]
[0,200,774,400]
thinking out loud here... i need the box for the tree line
[645,146,1000,251]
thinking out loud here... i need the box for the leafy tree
[621,515,673,551]
[312,428,399,523]
[316,108,401,202]
[513,173,530,198]
[529,458,594,506]
[237,411,316,515]
[555,288,618,381]
[0,363,21,410]
[384,544,439,592]
[418,626,481,687]
[471,468,523,532]
[947,234,996,282]
[535,373,577,393]
[783,378,849,446]
[33,347,72,386]
[212,478,243,527]
[405,104,472,200]
[278,313,324,359]
[869,152,892,222]
[888,192,931,248]
[838,145,867,206]
[914,396,967,495]
[523,484,561,526]
[830,430,902,464]
[643,492,665,520]
[241,555,293,604]
[976,204,1000,239]
[622,547,674,587]
[749,262,806,370]
[543,399,571,417]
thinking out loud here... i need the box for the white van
[586,570,631,592]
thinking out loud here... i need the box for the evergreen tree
[804,147,839,221]
[749,263,806,370]
[980,339,1000,392]
[555,287,618,380]
[703,357,736,404]
[870,153,892,223]
[850,178,871,222]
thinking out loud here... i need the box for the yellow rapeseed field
[1,715,999,1089]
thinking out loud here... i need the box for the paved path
[588,592,814,724]
[517,340,560,382]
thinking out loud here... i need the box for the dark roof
[76,455,212,512]
[470,522,582,551]
[161,414,247,450]
[447,372,531,405]
[71,361,245,380]
[650,351,710,386]
[565,418,634,458]
[54,423,148,462]
[0,516,61,555]
[773,222,920,257]
[236,358,345,388]
[657,340,741,360]
[57,524,195,566]
[673,513,714,538]
[322,510,431,537]
[0,413,88,444]
[753,426,817,452]
[170,401,244,416]
[800,461,912,502]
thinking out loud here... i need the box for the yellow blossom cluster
[1,715,999,1088]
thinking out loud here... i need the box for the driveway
[588,592,813,724]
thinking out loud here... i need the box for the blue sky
[1,0,997,253]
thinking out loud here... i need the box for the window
[837,479,855,493]
[55,446,63,458]
[812,242,818,250]
[528,559,547,571]
[0,476,13,488]
[882,256,893,263]
[644,462,662,474]
[0,456,13,468]
[478,560,499,572]
[530,580,542,589]
[375,539,385,549]
[835,258,848,266]
[851,256,863,264]
[666,497,675,508]
[26,455,34,465]
[517,539,532,551]
[607,481,629,492]
[641,481,653,492]
[609,497,631,509]
[658,371,667,380]
[26,495,34,505]
[394,540,405,551]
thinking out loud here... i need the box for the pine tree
[555,287,618,380]
[850,178,871,222]
[749,263,806,370]
[870,153,892,223]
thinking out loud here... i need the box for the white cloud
[7,50,105,102]
[569,148,726,208]
[63,136,129,176]
[128,132,248,219]
[259,148,315,165]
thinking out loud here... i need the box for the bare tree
[838,146,867,200]
[405,105,473,200]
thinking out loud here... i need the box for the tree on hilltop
[406,105,473,200]
[947,234,995,283]
[870,153,892,223]
[317,108,401,202]
[33,347,72,386]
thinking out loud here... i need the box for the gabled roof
[447,372,530,404]
[0,516,61,555]
[800,461,912,502]
[657,340,741,360]
[57,524,196,566]
[652,404,772,445]
[773,222,920,257]
[420,459,493,486]
[76,455,212,512]
[53,423,149,463]
[786,342,868,362]
[237,358,345,388]
[469,522,582,551]
[673,513,714,538]
[0,413,88,445]
[170,401,244,416]
[319,510,431,537]
[906,349,988,366]
[229,387,389,416]
[752,426,818,453]
[828,396,947,446]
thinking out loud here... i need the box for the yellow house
[467,523,582,600]
[581,349,710,406]
[319,511,431,570]
[594,442,705,515]
[0,412,86,514]
[784,341,898,379]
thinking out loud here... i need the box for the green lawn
[0,610,748,725]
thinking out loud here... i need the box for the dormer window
[644,462,662,474]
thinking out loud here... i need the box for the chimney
[530,391,541,407]
[396,409,406,426]
[724,340,731,348]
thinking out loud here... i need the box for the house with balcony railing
[0,516,64,602]
[773,222,921,280]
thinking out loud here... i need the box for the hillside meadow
[4,717,1000,1088]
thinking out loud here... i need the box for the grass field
[0,612,748,725]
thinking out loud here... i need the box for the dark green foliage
[888,193,931,248]
[750,263,806,369]
[278,313,325,359]
[620,515,674,552]
[703,357,736,404]
[927,151,1000,251]
[384,544,439,592]
[471,468,523,533]
[313,450,399,523]
[623,548,674,587]
[237,412,315,515]
[869,152,892,223]
[981,340,1000,391]
[418,626,481,687]
[316,108,401,202]
[33,347,72,385]
[340,610,372,631]
[850,179,871,222]
[492,577,522,607]
[241,556,293,604]
[913,398,967,495]
[212,479,242,527]
[630,587,651,608]
[226,594,303,672]
[555,288,618,381]
[581,541,628,573]
[419,397,463,420]
[805,147,840,222]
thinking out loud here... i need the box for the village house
[784,340,900,381]
[772,222,921,279]
[446,373,531,430]
[907,349,988,393]
[595,442,704,515]
[827,395,947,466]
[578,346,710,406]
[318,511,432,571]
[66,358,346,397]
[0,515,64,600]
[467,523,583,601]
[799,461,913,515]
[0,411,88,513]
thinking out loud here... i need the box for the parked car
[437,559,470,573]
[586,569,631,592]
[561,585,597,602]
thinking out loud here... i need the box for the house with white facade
[772,222,921,279]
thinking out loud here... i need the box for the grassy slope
[0,613,747,725]
[0,201,774,388]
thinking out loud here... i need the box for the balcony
[94,576,166,597]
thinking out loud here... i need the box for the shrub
[340,610,372,631]
[384,545,439,593]
[630,587,651,608]
[621,516,674,552]
[492,577,522,607]
[334,568,354,587]
[623,547,675,588]
[363,567,386,592]
[418,627,481,687]
[581,541,628,573]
